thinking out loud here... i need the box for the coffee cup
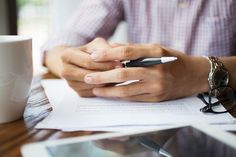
[0,35,32,124]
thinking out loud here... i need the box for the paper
[36,80,235,132]
[41,79,69,106]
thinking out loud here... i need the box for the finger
[61,48,121,70]
[83,37,111,53]
[84,68,147,84]
[122,94,164,102]
[92,82,149,98]
[67,80,105,90]
[75,89,95,97]
[61,64,95,81]
[110,43,129,48]
[91,45,166,62]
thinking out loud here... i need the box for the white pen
[123,57,178,67]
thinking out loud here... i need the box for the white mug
[0,36,33,124]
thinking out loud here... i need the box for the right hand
[60,38,122,97]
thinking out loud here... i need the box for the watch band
[204,56,229,90]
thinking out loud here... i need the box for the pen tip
[161,57,178,63]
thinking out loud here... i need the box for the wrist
[190,56,210,94]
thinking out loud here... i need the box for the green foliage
[17,0,48,8]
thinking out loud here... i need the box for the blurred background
[0,0,127,75]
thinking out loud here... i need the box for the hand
[60,38,122,97]
[84,44,209,102]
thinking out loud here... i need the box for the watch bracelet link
[208,56,224,71]
[203,56,229,91]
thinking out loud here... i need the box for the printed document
[36,80,235,131]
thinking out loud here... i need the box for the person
[42,0,236,102]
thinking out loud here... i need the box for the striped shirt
[42,0,236,57]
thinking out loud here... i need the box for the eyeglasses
[198,86,236,114]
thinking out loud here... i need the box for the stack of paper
[36,80,236,132]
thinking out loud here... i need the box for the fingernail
[84,75,93,83]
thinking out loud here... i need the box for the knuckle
[117,69,128,81]
[61,52,70,63]
[61,66,72,79]
[61,48,74,63]
[159,48,166,56]
[104,62,116,70]
[152,82,165,93]
[155,46,166,56]
[93,37,105,43]
[121,46,132,59]
[101,64,112,71]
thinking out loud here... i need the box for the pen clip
[122,58,146,68]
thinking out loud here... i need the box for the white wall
[109,22,127,43]
[49,0,127,43]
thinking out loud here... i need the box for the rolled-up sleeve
[41,0,124,64]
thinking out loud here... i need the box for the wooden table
[0,73,236,157]
[0,74,101,157]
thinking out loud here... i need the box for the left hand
[84,44,209,102]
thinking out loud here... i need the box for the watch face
[213,69,229,88]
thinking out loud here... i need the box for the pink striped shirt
[42,0,236,57]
